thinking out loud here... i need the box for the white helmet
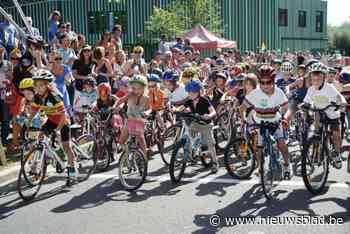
[308,62,328,75]
[281,61,294,73]
[32,69,55,82]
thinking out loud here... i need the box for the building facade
[3,0,328,51]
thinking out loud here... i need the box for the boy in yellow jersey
[29,69,76,181]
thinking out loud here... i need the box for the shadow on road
[192,185,350,233]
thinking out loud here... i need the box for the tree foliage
[328,22,350,56]
[144,0,223,40]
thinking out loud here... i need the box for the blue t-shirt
[276,77,296,93]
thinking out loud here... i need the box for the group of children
[13,57,350,180]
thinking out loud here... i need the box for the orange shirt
[149,88,165,110]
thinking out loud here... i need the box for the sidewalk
[0,162,20,186]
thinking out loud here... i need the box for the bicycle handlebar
[173,112,209,125]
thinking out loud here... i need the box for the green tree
[144,0,223,40]
[328,22,350,55]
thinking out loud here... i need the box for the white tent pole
[12,0,33,36]
[0,7,27,37]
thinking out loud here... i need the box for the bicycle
[214,97,240,151]
[169,112,214,184]
[17,126,97,201]
[224,121,257,180]
[95,107,122,172]
[257,121,286,199]
[300,103,345,195]
[118,117,148,191]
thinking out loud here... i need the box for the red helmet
[231,65,243,76]
[97,82,111,97]
[257,65,276,80]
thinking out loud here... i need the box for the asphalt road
[0,143,349,234]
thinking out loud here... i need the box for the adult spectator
[96,31,111,50]
[77,34,86,53]
[24,17,41,38]
[158,35,171,56]
[92,46,113,85]
[0,14,18,56]
[66,22,77,41]
[48,10,62,46]
[56,23,67,41]
[0,46,12,146]
[111,24,123,50]
[72,45,93,91]
[57,33,76,67]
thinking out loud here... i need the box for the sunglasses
[148,84,157,88]
[134,51,142,54]
[11,57,19,60]
[260,80,274,86]
[55,57,63,61]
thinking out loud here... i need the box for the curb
[0,163,20,186]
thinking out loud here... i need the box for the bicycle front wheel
[169,140,187,184]
[260,155,274,200]
[214,112,233,151]
[301,137,330,195]
[160,124,181,166]
[17,147,47,201]
[118,149,148,191]
[224,138,256,180]
[74,134,97,182]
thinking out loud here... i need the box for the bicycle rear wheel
[301,138,330,195]
[17,147,47,201]
[213,112,233,151]
[169,140,187,184]
[118,149,148,191]
[160,124,181,166]
[74,134,97,182]
[224,138,256,180]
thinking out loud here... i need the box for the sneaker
[333,154,342,169]
[67,167,76,179]
[282,164,292,180]
[211,163,219,174]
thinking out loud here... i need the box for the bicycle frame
[261,127,280,171]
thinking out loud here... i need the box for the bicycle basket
[127,117,145,137]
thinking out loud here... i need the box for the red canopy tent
[183,25,237,50]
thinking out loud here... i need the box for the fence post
[0,141,7,166]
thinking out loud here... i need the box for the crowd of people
[1,9,350,180]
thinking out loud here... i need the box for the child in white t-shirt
[302,63,347,169]
[240,65,292,179]
[74,77,98,122]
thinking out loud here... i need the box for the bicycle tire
[213,112,234,151]
[169,140,187,184]
[75,134,97,181]
[118,149,148,191]
[260,154,274,200]
[17,147,47,201]
[95,138,112,172]
[301,137,330,195]
[160,124,181,166]
[224,138,256,180]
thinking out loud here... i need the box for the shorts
[255,124,284,146]
[41,120,70,142]
[189,122,215,146]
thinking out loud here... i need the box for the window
[298,11,306,27]
[88,11,127,34]
[316,11,323,32]
[279,9,288,26]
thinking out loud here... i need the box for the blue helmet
[147,73,160,82]
[340,71,350,84]
[216,58,226,66]
[185,80,202,93]
[163,70,179,82]
[228,79,238,88]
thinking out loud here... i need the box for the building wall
[3,0,327,52]
[277,0,328,50]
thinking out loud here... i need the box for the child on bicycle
[163,70,188,107]
[302,63,347,169]
[94,82,118,111]
[115,76,130,98]
[148,73,166,129]
[178,80,218,173]
[29,69,76,180]
[115,74,151,157]
[240,65,292,179]
[74,76,98,123]
[276,61,296,93]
